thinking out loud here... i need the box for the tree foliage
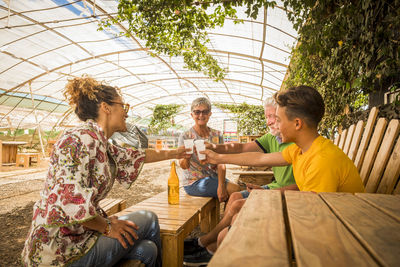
[282,0,400,136]
[101,0,276,80]
[215,103,266,135]
[148,104,183,134]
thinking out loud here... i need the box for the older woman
[21,76,189,267]
[178,97,240,202]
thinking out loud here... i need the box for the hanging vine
[148,104,184,134]
[215,103,266,135]
[282,0,400,136]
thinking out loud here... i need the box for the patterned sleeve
[38,133,99,226]
[108,144,146,189]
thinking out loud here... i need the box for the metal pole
[29,82,46,158]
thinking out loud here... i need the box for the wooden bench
[15,153,40,168]
[99,198,127,216]
[232,170,274,186]
[333,107,400,193]
[209,190,400,266]
[115,188,219,267]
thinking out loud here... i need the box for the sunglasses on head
[110,101,130,113]
[192,109,210,115]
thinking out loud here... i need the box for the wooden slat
[338,129,348,150]
[320,192,400,267]
[359,118,388,184]
[343,124,355,155]
[354,107,379,170]
[356,193,400,222]
[393,183,400,195]
[123,205,198,223]
[99,198,125,216]
[348,120,364,161]
[209,190,290,267]
[99,198,112,207]
[365,120,400,193]
[333,133,340,146]
[285,191,377,267]
[376,135,400,194]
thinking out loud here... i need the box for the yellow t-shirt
[281,136,365,193]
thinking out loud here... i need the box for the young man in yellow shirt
[203,85,365,193]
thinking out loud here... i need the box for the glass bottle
[168,161,179,204]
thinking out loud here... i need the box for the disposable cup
[183,139,194,154]
[194,139,206,160]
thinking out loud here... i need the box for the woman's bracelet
[103,218,112,236]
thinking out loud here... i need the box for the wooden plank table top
[115,188,219,267]
[209,190,290,266]
[210,190,400,267]
[117,188,213,233]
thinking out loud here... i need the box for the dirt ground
[0,159,239,266]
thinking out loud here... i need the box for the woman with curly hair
[21,75,190,267]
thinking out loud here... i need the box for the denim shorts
[184,176,229,198]
[240,185,269,198]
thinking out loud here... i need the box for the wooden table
[116,188,219,267]
[209,190,400,267]
[0,141,28,165]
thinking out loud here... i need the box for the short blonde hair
[263,97,276,110]
[191,97,212,111]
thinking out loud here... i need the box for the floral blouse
[178,127,224,186]
[21,120,145,266]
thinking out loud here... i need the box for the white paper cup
[183,139,194,154]
[194,139,206,160]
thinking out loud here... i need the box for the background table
[209,190,400,267]
[0,141,28,165]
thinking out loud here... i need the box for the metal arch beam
[208,32,291,55]
[120,77,278,93]
[22,51,146,98]
[3,48,282,98]
[260,6,267,101]
[3,48,150,94]
[220,80,236,104]
[0,5,93,57]
[0,0,82,20]
[209,49,288,68]
[0,6,136,98]
[0,15,119,49]
[225,18,297,40]
[130,90,264,108]
[26,61,189,110]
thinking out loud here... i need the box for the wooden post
[29,82,46,158]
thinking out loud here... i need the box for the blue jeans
[183,176,229,198]
[69,210,161,267]
[240,185,270,198]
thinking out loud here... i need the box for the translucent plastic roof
[0,0,297,133]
